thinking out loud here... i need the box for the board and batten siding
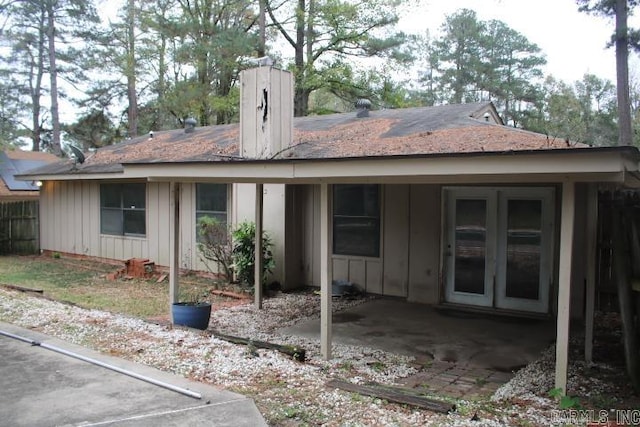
[39,181,209,271]
[296,183,442,303]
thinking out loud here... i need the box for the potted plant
[171,288,212,330]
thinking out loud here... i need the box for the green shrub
[232,221,274,288]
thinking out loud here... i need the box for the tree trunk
[31,8,46,152]
[258,0,266,57]
[126,0,138,137]
[616,0,633,146]
[294,0,306,117]
[294,88,310,118]
[46,1,61,156]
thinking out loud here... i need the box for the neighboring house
[0,149,58,201]
[20,67,640,393]
[1,149,58,254]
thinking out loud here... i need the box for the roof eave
[15,170,125,181]
[119,147,639,185]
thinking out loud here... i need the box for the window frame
[332,184,381,258]
[195,183,229,242]
[100,183,146,237]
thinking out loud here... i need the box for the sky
[399,0,640,84]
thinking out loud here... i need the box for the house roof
[17,102,638,183]
[0,149,58,197]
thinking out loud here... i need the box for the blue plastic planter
[171,302,212,330]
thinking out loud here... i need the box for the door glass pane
[505,200,541,300]
[454,199,486,294]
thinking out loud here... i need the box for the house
[0,149,57,201]
[1,149,58,254]
[19,67,640,394]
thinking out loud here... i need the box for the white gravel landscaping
[0,288,630,426]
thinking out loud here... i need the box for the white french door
[444,187,554,314]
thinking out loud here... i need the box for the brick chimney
[239,66,294,158]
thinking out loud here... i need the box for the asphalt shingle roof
[22,102,588,177]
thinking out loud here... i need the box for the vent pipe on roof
[184,117,197,133]
[355,98,372,118]
[149,131,154,139]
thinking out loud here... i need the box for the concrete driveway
[0,323,266,427]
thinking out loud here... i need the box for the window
[196,183,228,240]
[100,183,146,236]
[333,184,380,257]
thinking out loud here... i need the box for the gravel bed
[0,288,625,426]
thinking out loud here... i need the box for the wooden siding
[408,185,441,304]
[383,185,410,297]
[39,181,220,272]
[284,185,305,289]
[295,183,442,300]
[301,184,321,287]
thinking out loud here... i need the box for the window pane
[505,200,541,300]
[334,184,379,216]
[196,213,229,244]
[196,212,227,225]
[123,184,145,209]
[333,217,380,257]
[454,199,486,294]
[100,184,121,208]
[196,183,226,212]
[123,210,146,236]
[101,208,122,235]
[333,184,380,257]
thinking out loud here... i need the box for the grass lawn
[0,255,233,319]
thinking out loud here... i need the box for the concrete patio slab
[281,298,557,399]
[0,322,266,427]
[282,298,556,370]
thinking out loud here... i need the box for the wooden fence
[0,201,39,255]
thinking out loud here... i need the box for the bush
[197,216,233,282]
[232,221,274,288]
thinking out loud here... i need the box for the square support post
[320,183,333,360]
[585,184,598,363]
[555,181,575,394]
[169,182,180,321]
[255,183,264,309]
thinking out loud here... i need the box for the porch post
[585,184,598,363]
[320,183,333,360]
[255,183,264,309]
[169,182,180,321]
[555,181,575,394]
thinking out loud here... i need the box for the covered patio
[152,159,637,396]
